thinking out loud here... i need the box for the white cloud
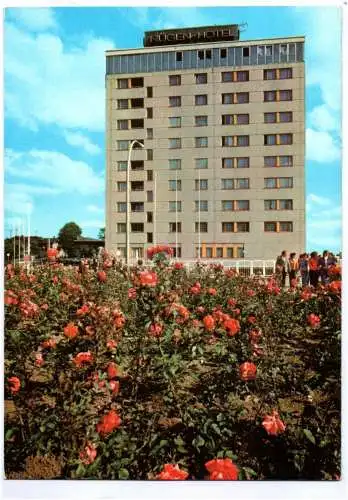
[306,193,331,207]
[5,189,33,216]
[5,21,114,131]
[87,205,104,214]
[63,131,101,156]
[306,128,341,163]
[308,104,340,133]
[7,8,57,32]
[5,148,104,195]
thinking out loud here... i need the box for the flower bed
[4,256,341,480]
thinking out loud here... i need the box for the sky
[3,5,342,252]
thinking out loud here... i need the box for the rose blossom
[203,315,215,332]
[79,442,97,465]
[205,458,239,480]
[307,313,320,328]
[64,322,78,339]
[8,376,21,393]
[239,362,257,381]
[262,410,286,436]
[96,409,121,435]
[156,464,189,480]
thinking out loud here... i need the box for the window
[264,200,277,210]
[279,68,292,79]
[169,159,181,170]
[222,93,233,104]
[169,138,181,149]
[236,70,249,81]
[206,50,212,59]
[195,179,208,190]
[147,170,153,181]
[279,155,293,167]
[176,52,183,62]
[264,69,276,80]
[147,108,153,119]
[131,181,144,191]
[216,247,223,258]
[198,50,205,60]
[237,136,249,147]
[257,46,265,57]
[264,156,277,167]
[169,75,181,86]
[195,95,207,105]
[195,200,208,212]
[117,202,126,213]
[131,77,144,88]
[169,96,181,107]
[264,178,277,188]
[236,200,250,211]
[147,191,153,202]
[264,135,276,146]
[279,90,292,101]
[117,182,127,192]
[131,161,144,171]
[280,222,293,232]
[279,177,293,188]
[279,112,293,123]
[172,247,182,258]
[206,247,213,258]
[131,98,144,108]
[117,119,128,130]
[222,72,233,82]
[169,117,181,128]
[118,140,129,150]
[133,140,144,149]
[131,223,144,232]
[236,92,249,104]
[227,247,234,258]
[147,233,153,243]
[131,247,143,259]
[222,136,233,147]
[280,44,288,55]
[118,161,127,171]
[222,179,234,190]
[195,137,208,148]
[222,114,234,125]
[118,99,128,109]
[147,87,153,98]
[169,179,182,191]
[118,79,128,89]
[117,223,126,233]
[243,47,250,57]
[235,178,249,189]
[195,73,207,84]
[264,112,277,124]
[264,222,277,232]
[195,115,208,127]
[237,157,249,168]
[196,158,208,169]
[131,202,144,212]
[222,200,233,211]
[147,212,153,223]
[236,222,249,232]
[236,114,249,124]
[222,222,234,232]
[169,222,182,233]
[264,91,276,102]
[195,222,208,233]
[265,46,272,56]
[222,158,233,169]
[279,199,293,210]
[131,119,144,129]
[169,201,182,212]
[279,133,293,145]
[220,48,227,58]
[145,129,153,141]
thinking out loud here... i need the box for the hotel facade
[105,25,305,260]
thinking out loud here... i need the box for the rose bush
[4,255,341,480]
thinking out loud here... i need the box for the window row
[167,90,292,107]
[167,68,292,86]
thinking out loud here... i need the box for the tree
[58,222,82,257]
[98,227,105,240]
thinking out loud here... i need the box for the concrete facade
[105,34,305,260]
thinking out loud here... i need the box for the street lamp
[126,140,145,265]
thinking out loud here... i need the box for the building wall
[105,37,305,260]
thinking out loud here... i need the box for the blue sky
[4,6,342,252]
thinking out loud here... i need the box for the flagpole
[153,172,157,247]
[198,170,201,261]
[13,224,16,265]
[175,170,178,260]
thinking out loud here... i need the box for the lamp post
[126,140,145,265]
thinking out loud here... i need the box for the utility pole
[175,170,178,260]
[198,169,201,260]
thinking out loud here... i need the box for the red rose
[203,315,215,332]
[190,282,201,295]
[148,323,164,337]
[307,313,320,328]
[113,313,125,329]
[108,380,120,394]
[97,270,107,282]
[85,326,95,336]
[72,351,93,367]
[205,458,239,480]
[8,376,21,393]
[35,353,44,367]
[228,298,237,308]
[41,338,56,349]
[156,464,189,480]
[4,290,18,306]
[262,410,286,436]
[64,322,78,339]
[223,318,240,336]
[128,287,137,299]
[107,362,118,380]
[247,315,256,324]
[174,262,184,270]
[208,288,217,296]
[239,361,257,381]
[247,289,256,297]
[79,442,97,465]
[139,271,158,287]
[96,409,121,435]
[107,339,117,350]
[77,304,89,316]
[328,281,341,293]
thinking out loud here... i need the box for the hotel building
[105,25,305,260]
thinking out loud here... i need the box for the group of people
[275,250,339,288]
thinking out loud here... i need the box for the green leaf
[177,446,188,454]
[243,467,257,477]
[174,436,185,446]
[118,468,129,480]
[303,429,316,444]
[192,436,205,448]
[5,429,15,441]
[159,439,168,448]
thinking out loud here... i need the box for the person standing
[318,250,329,284]
[299,253,309,287]
[275,250,288,287]
[288,252,299,286]
[308,251,319,287]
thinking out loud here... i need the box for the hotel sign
[144,25,240,47]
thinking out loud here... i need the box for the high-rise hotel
[105,25,305,261]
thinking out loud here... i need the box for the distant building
[105,25,305,260]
